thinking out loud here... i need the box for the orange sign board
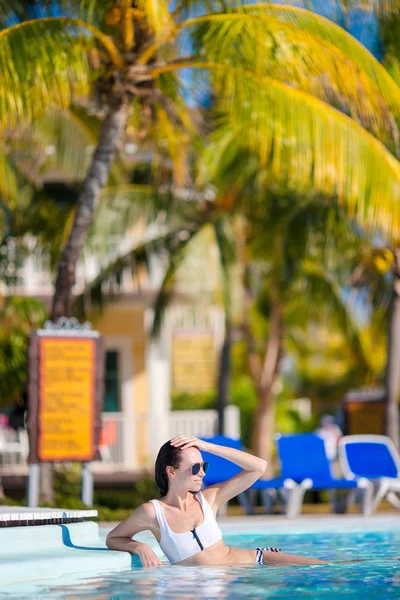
[172,334,216,393]
[38,337,96,461]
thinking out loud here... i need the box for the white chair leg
[360,482,374,517]
[386,491,400,510]
[371,480,390,513]
[286,485,306,519]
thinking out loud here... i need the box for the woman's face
[170,447,206,493]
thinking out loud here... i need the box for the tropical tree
[2,0,400,478]
[225,194,382,465]
[79,184,377,471]
[0,1,400,320]
[350,245,398,442]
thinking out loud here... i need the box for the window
[104,351,120,412]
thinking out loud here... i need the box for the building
[0,232,240,477]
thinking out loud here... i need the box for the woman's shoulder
[132,500,158,520]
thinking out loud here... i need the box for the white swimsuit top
[149,491,223,563]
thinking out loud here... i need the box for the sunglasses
[191,461,209,476]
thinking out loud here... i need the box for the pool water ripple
[2,531,400,599]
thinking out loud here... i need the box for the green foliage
[94,477,159,510]
[34,464,160,520]
[22,183,79,270]
[54,463,82,504]
[380,12,400,85]
[171,372,315,449]
[2,495,24,506]
[0,297,47,406]
[171,391,215,410]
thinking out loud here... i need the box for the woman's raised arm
[170,435,267,509]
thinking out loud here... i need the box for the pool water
[2,529,400,599]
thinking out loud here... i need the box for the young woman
[106,435,328,567]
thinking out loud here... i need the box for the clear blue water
[2,530,400,599]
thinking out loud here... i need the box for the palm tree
[2,1,400,486]
[79,187,376,469]
[231,197,375,467]
[1,1,400,322]
[351,245,399,445]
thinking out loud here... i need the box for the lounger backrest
[339,435,400,479]
[276,433,333,482]
[200,435,243,484]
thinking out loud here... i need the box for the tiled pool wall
[0,518,130,586]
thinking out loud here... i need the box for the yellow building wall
[91,304,149,467]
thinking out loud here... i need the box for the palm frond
[238,5,400,117]
[172,0,228,20]
[75,223,203,326]
[0,17,125,128]
[137,0,175,42]
[151,106,192,186]
[212,216,237,321]
[177,11,400,148]
[151,225,206,336]
[0,147,18,207]
[87,183,160,249]
[195,68,400,243]
[0,1,108,26]
[292,262,372,372]
[34,110,96,182]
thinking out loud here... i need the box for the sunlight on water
[2,532,400,599]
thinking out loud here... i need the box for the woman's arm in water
[106,503,163,567]
[170,435,267,509]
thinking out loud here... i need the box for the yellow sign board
[172,334,216,393]
[38,337,95,461]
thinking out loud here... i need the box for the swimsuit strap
[149,499,169,534]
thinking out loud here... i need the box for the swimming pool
[2,516,400,599]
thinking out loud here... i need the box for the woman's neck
[163,489,197,510]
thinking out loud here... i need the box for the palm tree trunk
[39,97,129,504]
[216,319,232,435]
[251,298,284,475]
[51,96,129,319]
[385,249,400,450]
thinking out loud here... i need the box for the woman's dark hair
[155,441,182,496]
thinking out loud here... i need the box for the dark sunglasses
[191,461,209,476]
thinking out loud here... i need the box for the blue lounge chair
[275,433,373,517]
[200,435,295,516]
[339,434,400,513]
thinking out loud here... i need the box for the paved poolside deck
[100,511,400,553]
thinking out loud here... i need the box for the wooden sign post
[27,318,104,507]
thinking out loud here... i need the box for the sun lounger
[275,433,373,517]
[339,434,400,513]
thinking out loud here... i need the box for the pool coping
[0,507,98,526]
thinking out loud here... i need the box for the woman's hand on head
[170,435,209,451]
